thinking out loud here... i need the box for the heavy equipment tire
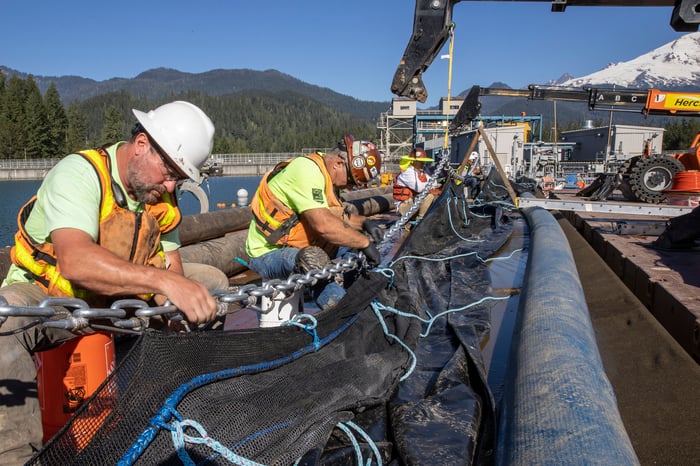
[617,157,640,201]
[627,154,685,204]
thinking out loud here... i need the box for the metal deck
[557,207,700,465]
[518,196,695,217]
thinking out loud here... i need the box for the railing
[0,154,401,181]
[211,153,303,166]
[0,158,61,169]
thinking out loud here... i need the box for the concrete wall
[0,168,51,180]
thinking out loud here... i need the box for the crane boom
[449,85,700,131]
[392,0,700,102]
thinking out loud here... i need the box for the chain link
[0,253,364,335]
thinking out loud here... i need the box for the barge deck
[557,204,700,465]
[1,190,699,464]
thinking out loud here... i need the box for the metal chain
[0,254,363,335]
[1,154,457,334]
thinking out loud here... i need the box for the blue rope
[387,247,522,269]
[375,267,395,287]
[458,194,470,227]
[370,301,416,381]
[345,421,383,466]
[388,250,479,268]
[481,248,524,264]
[170,418,265,466]
[372,295,511,379]
[118,313,361,465]
[335,421,383,466]
[336,423,364,465]
[446,195,484,243]
[282,314,320,350]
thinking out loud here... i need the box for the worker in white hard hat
[460,151,483,199]
[0,101,229,463]
[393,147,441,226]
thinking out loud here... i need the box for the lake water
[0,176,262,247]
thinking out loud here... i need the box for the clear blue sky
[1,1,685,106]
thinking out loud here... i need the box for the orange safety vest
[10,146,180,299]
[251,152,343,250]
[393,180,415,202]
[393,169,429,201]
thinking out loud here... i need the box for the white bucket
[259,289,303,328]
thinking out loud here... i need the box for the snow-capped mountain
[554,32,700,89]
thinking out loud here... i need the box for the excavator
[391,1,700,204]
[392,0,700,103]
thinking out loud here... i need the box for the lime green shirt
[3,144,180,285]
[245,156,328,258]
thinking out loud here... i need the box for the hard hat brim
[132,108,197,182]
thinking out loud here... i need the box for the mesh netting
[30,171,523,465]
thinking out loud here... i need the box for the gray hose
[496,207,638,465]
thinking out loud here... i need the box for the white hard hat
[469,151,479,161]
[132,101,214,182]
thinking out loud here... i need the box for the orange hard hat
[339,134,381,186]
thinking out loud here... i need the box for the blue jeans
[247,247,347,311]
[464,176,480,198]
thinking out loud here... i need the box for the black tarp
[30,174,518,465]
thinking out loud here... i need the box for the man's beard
[127,162,165,204]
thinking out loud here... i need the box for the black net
[29,171,522,465]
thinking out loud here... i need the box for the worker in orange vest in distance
[393,147,440,226]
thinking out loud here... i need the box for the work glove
[362,219,384,244]
[360,242,381,268]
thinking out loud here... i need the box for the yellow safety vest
[11,146,180,299]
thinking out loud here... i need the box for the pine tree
[101,105,126,144]
[2,75,28,158]
[44,83,69,157]
[65,101,89,154]
[24,76,51,158]
[0,70,8,159]
[663,119,700,151]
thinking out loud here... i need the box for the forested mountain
[0,66,389,122]
[3,38,700,161]
[0,69,383,158]
[79,90,379,154]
